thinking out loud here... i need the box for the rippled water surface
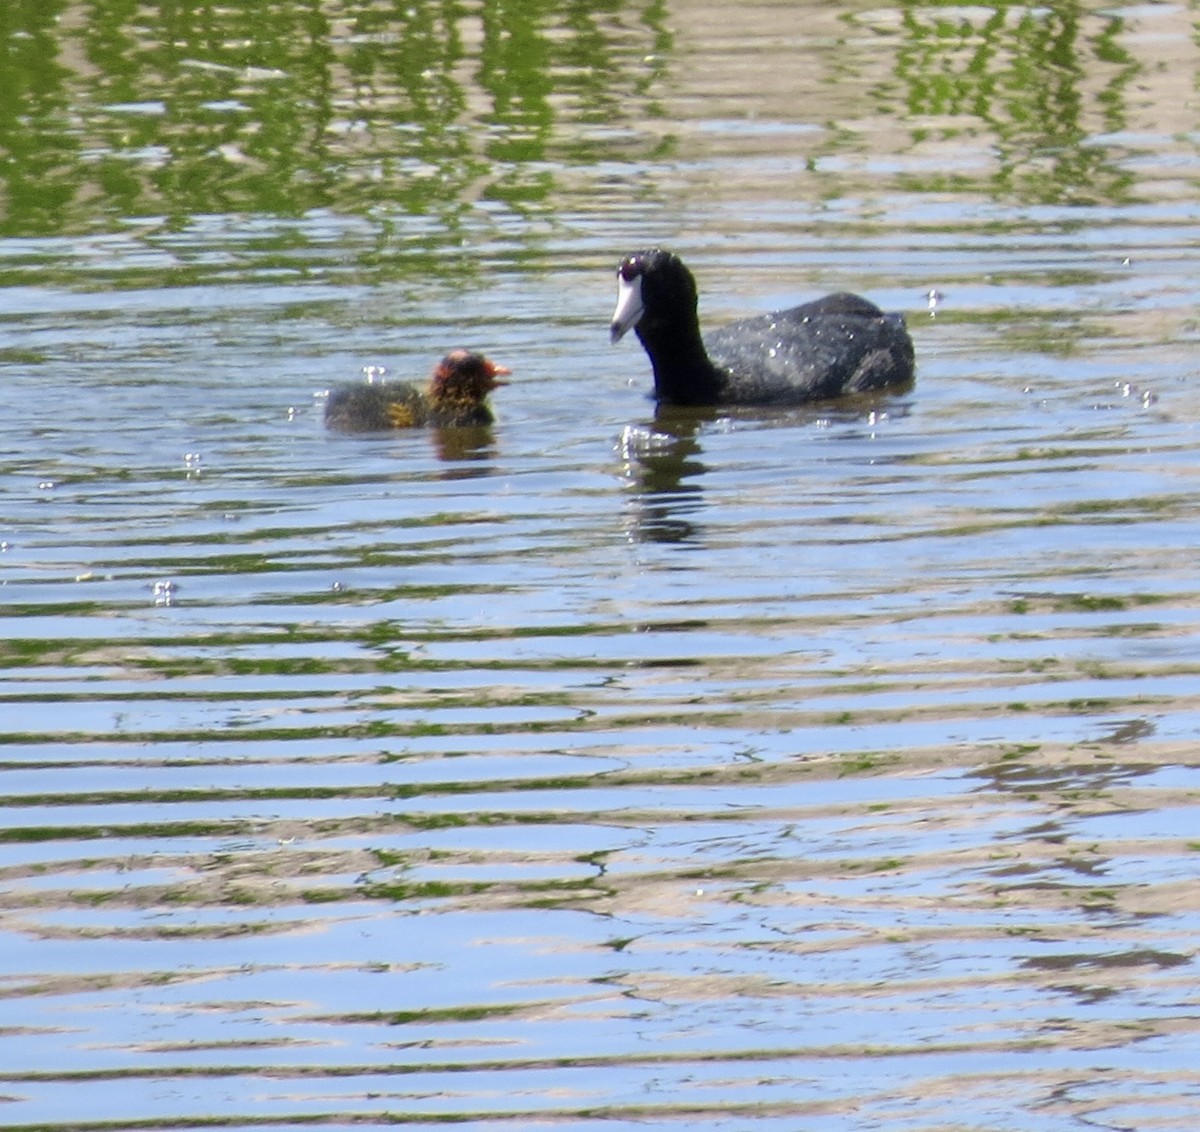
[3,1,1200,1129]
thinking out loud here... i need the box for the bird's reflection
[619,405,719,545]
[619,395,912,545]
[431,424,499,471]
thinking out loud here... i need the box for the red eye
[619,257,641,282]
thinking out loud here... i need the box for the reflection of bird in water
[324,350,510,432]
[618,409,715,545]
[619,394,912,545]
[610,248,915,406]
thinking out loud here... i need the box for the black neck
[635,316,725,405]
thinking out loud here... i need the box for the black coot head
[610,248,699,343]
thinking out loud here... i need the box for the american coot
[324,349,510,431]
[610,248,915,406]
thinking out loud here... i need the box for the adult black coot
[610,248,915,406]
[324,349,510,431]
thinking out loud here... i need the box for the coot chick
[324,349,510,431]
[610,248,914,406]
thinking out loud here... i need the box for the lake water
[2,1,1200,1129]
